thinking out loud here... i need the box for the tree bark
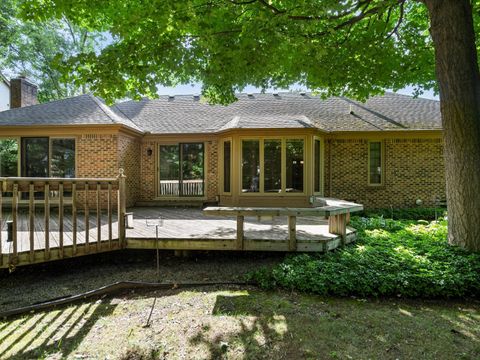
[424,0,480,251]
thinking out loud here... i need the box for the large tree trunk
[424,0,480,251]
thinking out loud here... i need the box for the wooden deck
[1,207,356,268]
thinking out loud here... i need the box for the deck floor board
[1,207,355,267]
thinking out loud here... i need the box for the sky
[157,83,439,100]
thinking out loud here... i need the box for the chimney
[10,76,38,108]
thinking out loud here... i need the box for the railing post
[288,215,297,251]
[236,215,244,250]
[117,168,127,248]
[11,183,18,265]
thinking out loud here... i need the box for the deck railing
[159,179,203,196]
[0,169,126,268]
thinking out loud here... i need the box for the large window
[369,141,383,185]
[0,139,19,177]
[264,139,282,192]
[241,138,305,194]
[286,139,304,192]
[159,143,204,197]
[223,141,231,193]
[51,139,76,177]
[22,137,49,177]
[21,137,75,178]
[242,140,260,193]
[314,139,321,193]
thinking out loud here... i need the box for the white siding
[0,82,10,111]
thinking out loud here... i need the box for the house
[0,78,445,210]
[0,73,10,111]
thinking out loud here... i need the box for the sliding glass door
[159,143,204,197]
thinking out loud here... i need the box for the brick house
[0,78,445,209]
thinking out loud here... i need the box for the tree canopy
[18,0,446,104]
[1,0,102,102]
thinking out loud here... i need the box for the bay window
[242,140,260,193]
[241,137,305,194]
[314,139,321,193]
[223,140,231,193]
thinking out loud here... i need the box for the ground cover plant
[249,213,480,298]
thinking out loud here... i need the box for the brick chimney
[10,76,38,108]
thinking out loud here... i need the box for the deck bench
[203,199,363,251]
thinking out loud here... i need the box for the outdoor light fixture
[147,148,153,156]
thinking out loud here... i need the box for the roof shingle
[0,92,441,133]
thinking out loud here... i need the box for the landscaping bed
[249,216,480,298]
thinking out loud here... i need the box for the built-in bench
[203,198,363,251]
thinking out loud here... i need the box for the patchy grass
[0,286,479,359]
[249,217,480,298]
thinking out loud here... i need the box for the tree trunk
[424,0,480,251]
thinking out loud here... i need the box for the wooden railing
[0,169,127,268]
[159,179,203,196]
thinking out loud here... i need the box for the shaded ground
[0,250,284,312]
[0,286,479,359]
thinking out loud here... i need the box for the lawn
[0,286,479,359]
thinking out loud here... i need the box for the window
[159,143,204,197]
[314,139,321,193]
[242,140,260,192]
[51,139,75,177]
[22,137,49,177]
[286,139,304,192]
[369,141,383,185]
[21,137,75,178]
[264,139,282,192]
[241,137,305,194]
[223,141,231,193]
[0,139,19,177]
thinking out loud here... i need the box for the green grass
[0,287,479,359]
[249,216,480,298]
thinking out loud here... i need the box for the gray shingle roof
[114,92,441,133]
[0,93,142,132]
[0,91,441,133]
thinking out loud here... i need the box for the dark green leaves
[248,215,480,298]
[17,0,440,104]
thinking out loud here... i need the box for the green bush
[248,217,480,298]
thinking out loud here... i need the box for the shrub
[247,217,480,298]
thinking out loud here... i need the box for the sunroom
[217,129,324,207]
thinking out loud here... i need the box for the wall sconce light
[146,148,153,156]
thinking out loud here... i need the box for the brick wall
[324,137,446,208]
[77,134,119,178]
[139,140,156,202]
[118,133,141,207]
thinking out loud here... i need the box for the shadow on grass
[0,299,117,359]
[188,290,480,360]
